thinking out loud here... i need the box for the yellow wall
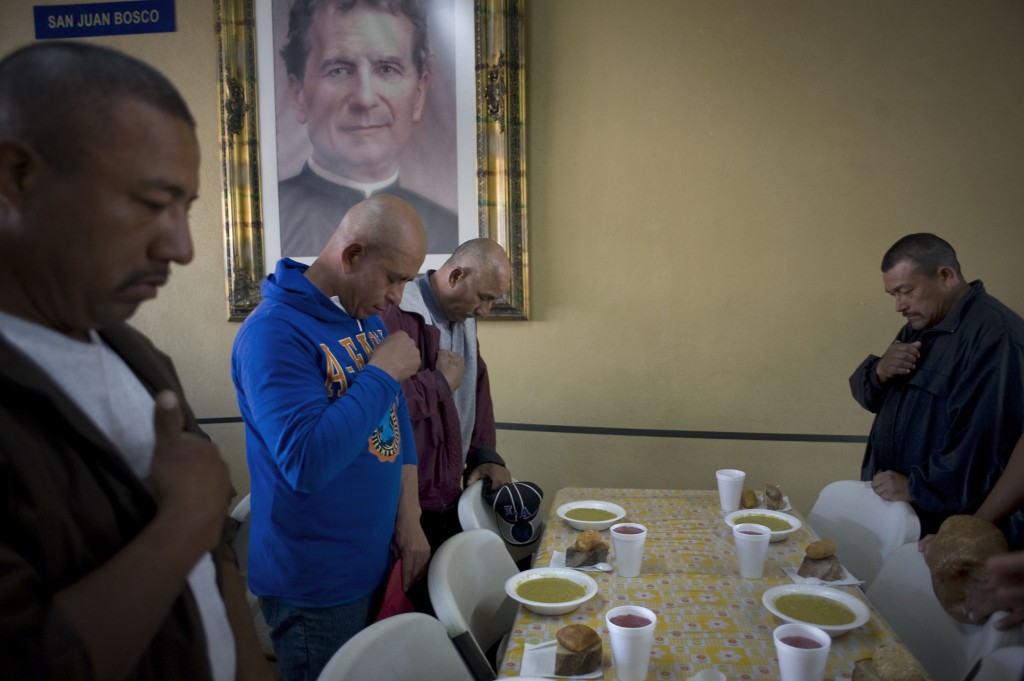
[3,1,1023,517]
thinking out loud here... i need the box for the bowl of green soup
[762,584,870,637]
[505,567,599,615]
[724,509,802,542]
[556,500,627,531]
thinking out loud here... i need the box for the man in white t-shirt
[0,42,272,681]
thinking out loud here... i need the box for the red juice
[613,525,644,535]
[609,614,651,628]
[780,635,823,649]
[738,529,765,535]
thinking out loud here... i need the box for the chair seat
[806,480,920,588]
[866,542,1024,681]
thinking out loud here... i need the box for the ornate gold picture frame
[214,0,528,321]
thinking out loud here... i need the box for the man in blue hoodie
[231,194,431,681]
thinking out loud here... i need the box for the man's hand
[875,340,922,384]
[394,516,431,591]
[871,470,911,502]
[150,391,230,553]
[964,550,1024,629]
[436,349,465,391]
[466,462,512,488]
[370,331,421,382]
[51,392,233,681]
[394,464,431,591]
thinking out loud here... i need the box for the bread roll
[740,488,759,509]
[556,623,600,651]
[764,484,784,510]
[805,538,836,560]
[575,530,603,552]
[555,624,602,676]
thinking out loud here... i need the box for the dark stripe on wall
[493,422,867,443]
[196,416,867,444]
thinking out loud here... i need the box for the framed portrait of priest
[215,0,528,320]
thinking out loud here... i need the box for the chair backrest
[228,493,275,659]
[230,493,252,575]
[866,542,1024,681]
[428,528,520,679]
[806,480,920,588]
[316,612,475,681]
[458,479,501,533]
[959,645,1024,681]
[458,479,541,566]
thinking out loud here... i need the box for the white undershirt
[0,311,235,681]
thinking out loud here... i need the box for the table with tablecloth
[497,487,917,680]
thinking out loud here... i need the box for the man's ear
[937,265,960,288]
[340,242,365,274]
[447,266,465,288]
[0,140,35,213]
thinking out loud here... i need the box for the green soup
[775,594,856,626]
[516,578,585,603]
[565,507,617,521]
[733,513,793,532]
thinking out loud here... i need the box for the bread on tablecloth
[565,530,610,568]
[554,624,602,676]
[797,538,845,581]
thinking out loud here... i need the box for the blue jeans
[261,594,376,681]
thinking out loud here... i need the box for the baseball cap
[482,480,544,546]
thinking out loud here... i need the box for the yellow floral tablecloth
[497,487,911,680]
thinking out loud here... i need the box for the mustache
[120,266,170,289]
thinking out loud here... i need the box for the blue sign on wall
[35,0,175,39]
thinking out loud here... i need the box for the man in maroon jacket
[381,238,514,562]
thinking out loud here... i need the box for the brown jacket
[0,323,226,680]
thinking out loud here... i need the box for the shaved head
[431,237,510,322]
[330,193,427,259]
[307,194,427,318]
[445,238,511,278]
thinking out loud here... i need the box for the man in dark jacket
[850,233,1024,548]
[0,42,272,680]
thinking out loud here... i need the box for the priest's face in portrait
[285,1,429,183]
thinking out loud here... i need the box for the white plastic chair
[866,542,1024,681]
[458,479,541,566]
[806,480,920,588]
[959,645,1024,681]
[428,528,520,681]
[316,612,474,681]
[229,493,274,658]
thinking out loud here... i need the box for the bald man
[382,239,514,563]
[231,195,431,681]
